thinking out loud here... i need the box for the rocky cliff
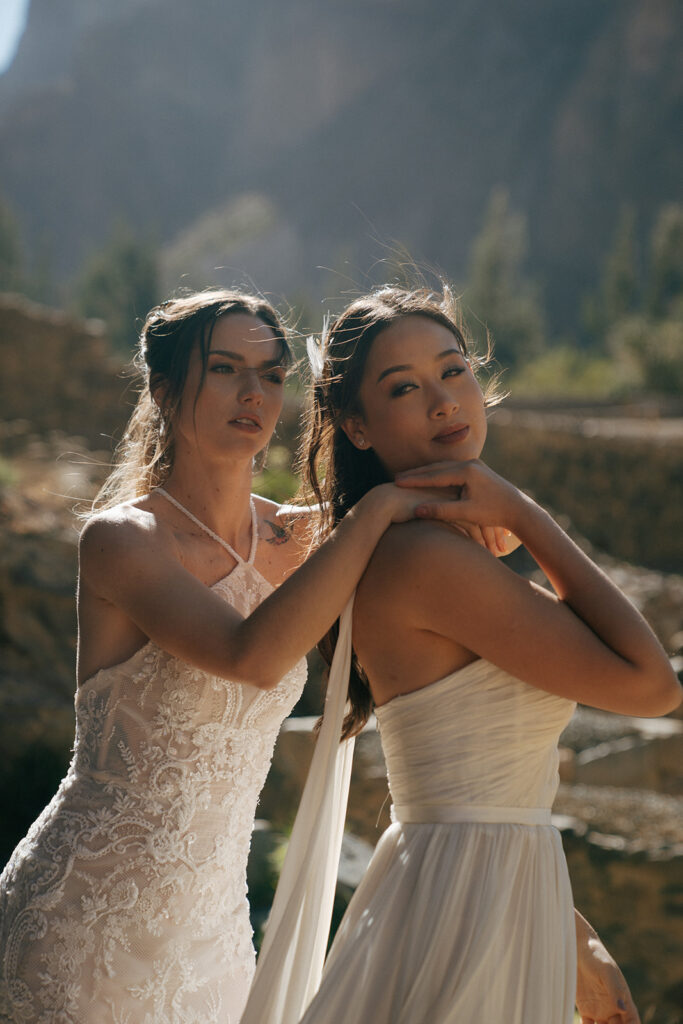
[0,0,681,331]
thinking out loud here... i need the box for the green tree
[603,204,639,324]
[647,203,683,318]
[607,313,683,396]
[74,224,159,351]
[465,188,545,368]
[582,205,640,345]
[602,204,683,396]
[0,195,23,292]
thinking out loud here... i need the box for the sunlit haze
[0,0,29,74]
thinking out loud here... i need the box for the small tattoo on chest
[265,519,291,546]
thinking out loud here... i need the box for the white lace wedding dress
[0,496,307,1024]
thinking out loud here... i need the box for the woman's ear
[340,414,372,451]
[150,380,171,437]
[151,379,168,415]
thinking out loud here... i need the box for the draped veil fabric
[240,598,356,1024]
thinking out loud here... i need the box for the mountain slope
[0,0,680,329]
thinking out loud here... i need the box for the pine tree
[0,196,23,293]
[465,188,544,368]
[647,203,683,318]
[74,224,159,351]
[602,205,639,324]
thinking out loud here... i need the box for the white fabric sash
[240,597,356,1024]
[392,803,552,826]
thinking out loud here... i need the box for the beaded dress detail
[0,492,307,1023]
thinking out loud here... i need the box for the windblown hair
[298,284,500,739]
[90,289,291,515]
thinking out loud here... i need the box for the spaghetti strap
[156,487,258,565]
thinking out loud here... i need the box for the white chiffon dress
[301,658,578,1023]
[0,496,307,1024]
[241,599,578,1024]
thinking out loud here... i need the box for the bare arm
[388,461,680,716]
[277,499,520,559]
[81,484,428,690]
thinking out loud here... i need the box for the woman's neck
[161,453,255,549]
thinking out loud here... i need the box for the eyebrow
[209,348,285,369]
[376,347,463,384]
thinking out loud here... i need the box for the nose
[237,369,264,405]
[428,380,459,419]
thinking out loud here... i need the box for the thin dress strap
[155,488,258,565]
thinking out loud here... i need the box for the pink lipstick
[432,424,469,444]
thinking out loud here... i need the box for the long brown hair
[90,289,291,514]
[299,284,499,739]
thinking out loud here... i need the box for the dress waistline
[391,803,552,826]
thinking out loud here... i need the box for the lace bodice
[0,560,307,1023]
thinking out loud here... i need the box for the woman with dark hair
[0,288,461,1024]
[241,286,678,1024]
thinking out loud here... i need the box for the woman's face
[345,314,487,476]
[174,313,286,462]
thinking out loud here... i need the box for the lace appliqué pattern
[0,563,307,1023]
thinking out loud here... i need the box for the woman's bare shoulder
[253,494,313,549]
[360,519,489,608]
[79,500,177,580]
[372,518,484,572]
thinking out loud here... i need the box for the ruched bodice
[375,659,575,818]
[0,561,307,1024]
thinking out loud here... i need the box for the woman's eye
[443,365,465,379]
[263,371,286,385]
[210,363,235,374]
[390,382,417,397]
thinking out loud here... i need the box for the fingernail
[415,506,430,517]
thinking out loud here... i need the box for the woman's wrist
[355,483,396,529]
[575,908,597,951]
[506,491,553,546]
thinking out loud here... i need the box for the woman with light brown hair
[0,288,462,1024]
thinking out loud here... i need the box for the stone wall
[485,407,683,573]
[558,804,683,1024]
[0,294,130,860]
[0,294,129,445]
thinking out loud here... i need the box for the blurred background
[0,1,681,1020]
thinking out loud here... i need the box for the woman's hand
[372,480,514,556]
[575,911,640,1024]
[394,460,524,555]
[445,520,516,556]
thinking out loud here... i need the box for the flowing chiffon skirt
[301,819,575,1022]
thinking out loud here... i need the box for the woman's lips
[229,416,262,433]
[432,424,470,444]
